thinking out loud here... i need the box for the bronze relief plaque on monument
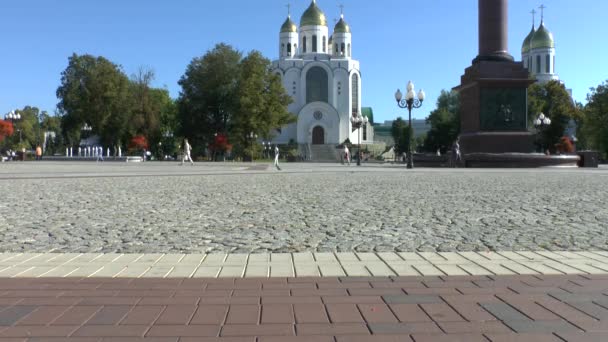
[479,88,527,131]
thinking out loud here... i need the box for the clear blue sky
[0,0,606,123]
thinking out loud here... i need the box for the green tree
[391,117,412,156]
[231,50,295,156]
[7,106,42,150]
[423,90,460,153]
[528,80,582,153]
[56,53,131,148]
[581,80,608,159]
[177,43,242,156]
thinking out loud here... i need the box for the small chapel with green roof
[521,6,559,84]
[270,0,374,156]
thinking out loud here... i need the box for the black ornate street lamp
[534,112,551,154]
[350,113,369,166]
[4,110,22,144]
[395,81,425,169]
[248,132,258,162]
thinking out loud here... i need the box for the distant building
[271,0,374,148]
[373,119,431,145]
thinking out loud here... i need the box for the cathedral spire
[530,9,536,27]
[286,3,291,18]
[539,4,546,23]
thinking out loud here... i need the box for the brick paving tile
[224,305,259,324]
[369,282,425,289]
[154,305,197,325]
[392,276,442,282]
[189,305,229,325]
[59,291,118,298]
[0,339,27,342]
[326,304,365,323]
[4,291,64,298]
[368,322,441,334]
[232,290,288,297]
[261,304,295,324]
[322,296,384,304]
[0,325,79,337]
[505,301,562,321]
[357,304,399,323]
[419,303,466,322]
[262,283,316,290]
[145,325,220,337]
[503,320,582,334]
[72,325,150,337]
[261,297,321,304]
[287,277,339,283]
[78,298,142,306]
[0,307,37,326]
[115,291,174,298]
[441,294,501,304]
[565,301,608,320]
[388,304,432,322]
[199,297,260,305]
[348,289,404,296]
[27,338,100,342]
[174,290,232,298]
[424,281,479,288]
[438,321,512,334]
[485,333,564,342]
[258,337,335,342]
[119,306,164,325]
[220,324,294,337]
[444,302,498,321]
[536,297,598,322]
[555,332,608,342]
[179,338,254,342]
[568,319,608,332]
[335,336,414,342]
[481,303,531,322]
[101,338,178,342]
[295,323,369,335]
[0,300,22,306]
[410,333,489,342]
[292,289,348,297]
[340,277,392,283]
[458,287,514,295]
[51,306,103,325]
[317,282,371,289]
[86,306,132,325]
[293,304,330,324]
[14,306,71,325]
[17,297,81,306]
[137,297,199,306]
[405,288,461,295]
[382,295,442,304]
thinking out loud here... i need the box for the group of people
[180,139,281,170]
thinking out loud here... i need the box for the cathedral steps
[309,144,339,162]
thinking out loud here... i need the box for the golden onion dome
[334,15,350,33]
[521,25,535,54]
[530,22,555,49]
[281,16,297,33]
[300,0,327,27]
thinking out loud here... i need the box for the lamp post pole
[4,111,22,145]
[395,81,425,169]
[350,113,369,166]
[248,132,258,162]
[534,113,551,154]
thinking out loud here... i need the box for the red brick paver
[0,275,606,340]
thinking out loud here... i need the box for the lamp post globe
[395,81,424,169]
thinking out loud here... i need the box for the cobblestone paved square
[1,162,607,254]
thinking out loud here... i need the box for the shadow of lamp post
[350,113,368,166]
[395,81,425,169]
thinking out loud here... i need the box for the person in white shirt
[181,138,194,165]
[273,145,281,171]
[344,145,350,165]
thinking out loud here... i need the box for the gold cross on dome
[539,4,546,22]
[530,9,536,26]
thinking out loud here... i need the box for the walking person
[451,137,462,168]
[181,138,194,165]
[35,146,42,161]
[273,145,281,171]
[96,146,104,162]
[344,145,350,166]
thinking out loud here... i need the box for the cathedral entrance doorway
[312,126,325,145]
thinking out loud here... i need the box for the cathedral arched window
[348,44,351,57]
[546,54,550,73]
[287,44,291,56]
[352,74,359,115]
[303,37,307,53]
[335,44,338,56]
[322,36,326,53]
[281,44,285,57]
[312,35,318,52]
[536,55,541,74]
[306,67,329,104]
[341,43,345,56]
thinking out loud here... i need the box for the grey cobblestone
[1,162,607,253]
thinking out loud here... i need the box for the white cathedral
[521,8,559,83]
[270,0,374,157]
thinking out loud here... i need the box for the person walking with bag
[273,145,281,171]
[181,138,194,166]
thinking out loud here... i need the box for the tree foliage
[391,117,412,156]
[423,90,460,153]
[528,80,582,153]
[0,120,14,143]
[581,80,608,159]
[177,44,294,158]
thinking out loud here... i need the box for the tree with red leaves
[128,135,149,151]
[0,120,14,143]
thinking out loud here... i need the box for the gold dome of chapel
[300,0,327,27]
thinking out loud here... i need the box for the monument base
[459,131,535,154]
[464,153,580,168]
